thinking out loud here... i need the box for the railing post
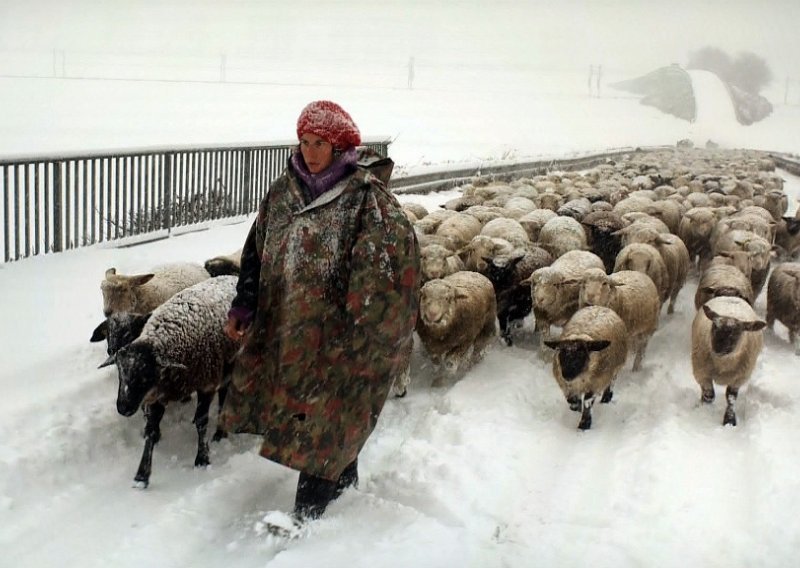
[53,161,64,253]
[242,150,252,214]
[163,153,173,234]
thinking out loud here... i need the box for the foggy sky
[1,0,797,82]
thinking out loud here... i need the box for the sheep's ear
[543,340,561,350]
[702,304,719,321]
[105,267,117,278]
[743,320,767,332]
[784,218,800,235]
[586,340,611,352]
[130,273,155,287]
[98,354,116,369]
[90,320,108,342]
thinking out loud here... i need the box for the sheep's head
[544,339,610,381]
[421,245,452,281]
[91,312,152,367]
[101,268,155,316]
[579,269,611,308]
[702,302,766,356]
[419,280,456,328]
[115,342,186,416]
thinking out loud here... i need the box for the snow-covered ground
[3,2,800,567]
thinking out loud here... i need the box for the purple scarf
[290,147,358,201]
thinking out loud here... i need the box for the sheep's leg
[790,330,800,356]
[578,392,595,430]
[498,310,512,346]
[631,336,648,372]
[212,386,228,442]
[134,402,166,488]
[667,292,678,315]
[600,385,613,404]
[566,395,581,412]
[194,391,214,467]
[723,386,739,426]
[700,383,715,404]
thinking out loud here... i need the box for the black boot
[334,459,358,499]
[294,471,339,521]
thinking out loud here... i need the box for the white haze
[2,2,800,568]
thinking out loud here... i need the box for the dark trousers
[294,459,359,520]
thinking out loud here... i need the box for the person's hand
[224,315,248,340]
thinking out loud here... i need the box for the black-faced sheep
[580,210,628,274]
[766,262,800,354]
[204,248,243,277]
[100,263,210,317]
[484,247,553,346]
[691,296,766,426]
[544,305,629,430]
[111,275,238,487]
[416,271,497,386]
[90,312,152,367]
[579,268,660,371]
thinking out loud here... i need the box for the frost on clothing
[220,151,421,481]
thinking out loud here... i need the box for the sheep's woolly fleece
[138,275,237,357]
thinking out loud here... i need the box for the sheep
[517,208,558,242]
[458,235,516,274]
[712,229,772,298]
[420,243,466,282]
[613,242,669,306]
[479,217,531,248]
[766,262,800,354]
[483,247,553,346]
[111,275,238,487]
[544,306,629,430]
[416,271,498,385]
[204,248,243,277]
[528,250,605,344]
[434,212,483,250]
[580,210,628,273]
[579,268,660,371]
[618,227,690,314]
[557,197,593,221]
[537,215,587,259]
[773,217,800,260]
[402,202,429,220]
[691,296,766,426]
[695,261,754,310]
[413,208,456,235]
[100,262,210,317]
[678,207,718,269]
[90,312,152,367]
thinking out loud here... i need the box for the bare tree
[687,46,732,79]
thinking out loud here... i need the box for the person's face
[299,133,335,174]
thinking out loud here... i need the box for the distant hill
[611,64,772,125]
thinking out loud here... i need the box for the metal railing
[1,139,390,262]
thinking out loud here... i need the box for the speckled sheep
[111,275,238,487]
[613,242,669,305]
[537,215,588,259]
[766,262,800,354]
[694,262,754,310]
[416,271,498,385]
[529,250,605,345]
[544,305,629,430]
[691,296,766,426]
[100,262,210,317]
[579,268,660,371]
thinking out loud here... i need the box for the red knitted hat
[296,100,362,150]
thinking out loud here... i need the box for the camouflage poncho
[219,151,420,481]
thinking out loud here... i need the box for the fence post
[53,161,64,253]
[242,150,252,213]
[163,153,173,235]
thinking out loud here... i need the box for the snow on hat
[296,100,362,150]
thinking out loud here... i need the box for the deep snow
[3,3,800,567]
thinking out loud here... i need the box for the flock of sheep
[88,146,800,486]
[405,147,800,431]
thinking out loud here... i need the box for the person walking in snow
[221,100,421,536]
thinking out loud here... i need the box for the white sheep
[434,212,484,250]
[416,271,498,385]
[613,242,669,306]
[529,250,605,345]
[111,275,238,487]
[420,243,466,282]
[458,234,516,274]
[694,262,754,310]
[100,262,210,317]
[544,305,629,430]
[678,207,718,269]
[691,296,766,426]
[579,268,660,371]
[766,262,800,354]
[712,229,772,298]
[537,215,587,259]
[479,217,531,248]
[517,208,558,242]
